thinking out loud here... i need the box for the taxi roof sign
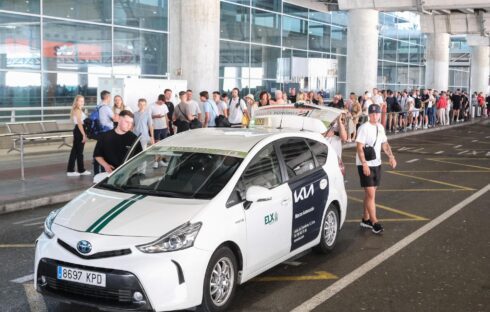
[253,103,343,133]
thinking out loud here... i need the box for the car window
[306,139,328,167]
[279,138,316,179]
[227,144,281,207]
[97,146,242,199]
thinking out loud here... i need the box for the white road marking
[406,158,419,163]
[435,151,444,154]
[398,147,413,151]
[13,216,45,225]
[458,150,469,155]
[472,140,478,142]
[23,282,47,312]
[486,152,490,157]
[11,273,34,284]
[291,184,490,312]
[454,145,462,148]
[23,222,44,227]
[413,148,424,152]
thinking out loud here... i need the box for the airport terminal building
[0,0,488,121]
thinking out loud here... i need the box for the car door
[228,143,293,274]
[277,138,330,252]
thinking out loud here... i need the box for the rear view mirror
[244,186,272,209]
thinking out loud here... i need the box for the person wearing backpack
[228,87,249,128]
[202,91,218,127]
[67,95,91,177]
[173,91,193,133]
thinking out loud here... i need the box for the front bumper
[35,230,212,311]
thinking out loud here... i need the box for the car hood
[54,188,208,237]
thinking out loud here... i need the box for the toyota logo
[77,240,92,254]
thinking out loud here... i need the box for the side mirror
[93,172,109,184]
[244,186,272,210]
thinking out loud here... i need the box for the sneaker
[360,219,373,229]
[372,223,384,234]
[153,161,159,169]
[67,172,80,177]
[158,160,168,167]
[79,170,92,176]
[423,125,428,129]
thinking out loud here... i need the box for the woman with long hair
[258,91,270,107]
[113,95,131,127]
[67,95,91,176]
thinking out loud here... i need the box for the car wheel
[314,204,339,254]
[197,246,238,312]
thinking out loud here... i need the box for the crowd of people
[65,86,489,177]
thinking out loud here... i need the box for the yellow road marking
[0,244,35,248]
[23,282,47,312]
[347,189,472,192]
[386,171,475,191]
[348,196,429,221]
[253,271,338,282]
[427,158,490,171]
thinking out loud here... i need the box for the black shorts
[357,165,382,187]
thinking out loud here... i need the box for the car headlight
[136,222,202,253]
[43,208,61,239]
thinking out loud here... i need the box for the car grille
[57,239,132,260]
[44,276,132,302]
[37,258,151,311]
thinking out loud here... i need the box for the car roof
[156,128,322,157]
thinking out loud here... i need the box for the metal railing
[0,106,97,123]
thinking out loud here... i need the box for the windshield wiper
[121,187,192,198]
[96,183,126,193]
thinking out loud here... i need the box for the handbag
[179,105,202,129]
[212,103,231,127]
[363,126,378,161]
[238,102,249,126]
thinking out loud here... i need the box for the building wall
[0,0,169,122]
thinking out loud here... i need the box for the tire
[314,204,339,254]
[197,246,238,312]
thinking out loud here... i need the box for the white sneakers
[153,161,159,169]
[67,170,91,177]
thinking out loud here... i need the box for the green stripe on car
[86,194,146,233]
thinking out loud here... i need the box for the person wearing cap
[356,104,397,234]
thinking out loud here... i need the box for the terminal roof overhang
[313,0,490,43]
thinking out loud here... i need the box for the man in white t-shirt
[228,87,249,127]
[212,91,228,117]
[372,88,383,106]
[151,94,169,169]
[356,104,397,235]
[186,89,202,122]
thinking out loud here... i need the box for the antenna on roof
[277,105,286,130]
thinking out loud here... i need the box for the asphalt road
[1,121,489,312]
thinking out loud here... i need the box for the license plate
[57,266,106,287]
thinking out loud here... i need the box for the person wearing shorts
[356,104,397,234]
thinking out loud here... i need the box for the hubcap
[323,210,338,246]
[209,256,234,306]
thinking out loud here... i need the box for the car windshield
[96,146,244,199]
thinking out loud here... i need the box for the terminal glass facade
[220,1,426,99]
[220,0,347,99]
[0,0,168,122]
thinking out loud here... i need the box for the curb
[343,119,481,150]
[0,189,85,215]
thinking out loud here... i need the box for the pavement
[0,118,486,215]
[1,118,489,312]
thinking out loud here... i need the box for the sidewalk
[0,119,484,215]
[0,141,96,214]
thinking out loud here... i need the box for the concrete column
[346,9,378,95]
[424,33,449,91]
[470,46,489,94]
[168,0,220,93]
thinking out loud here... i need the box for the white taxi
[35,113,347,311]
